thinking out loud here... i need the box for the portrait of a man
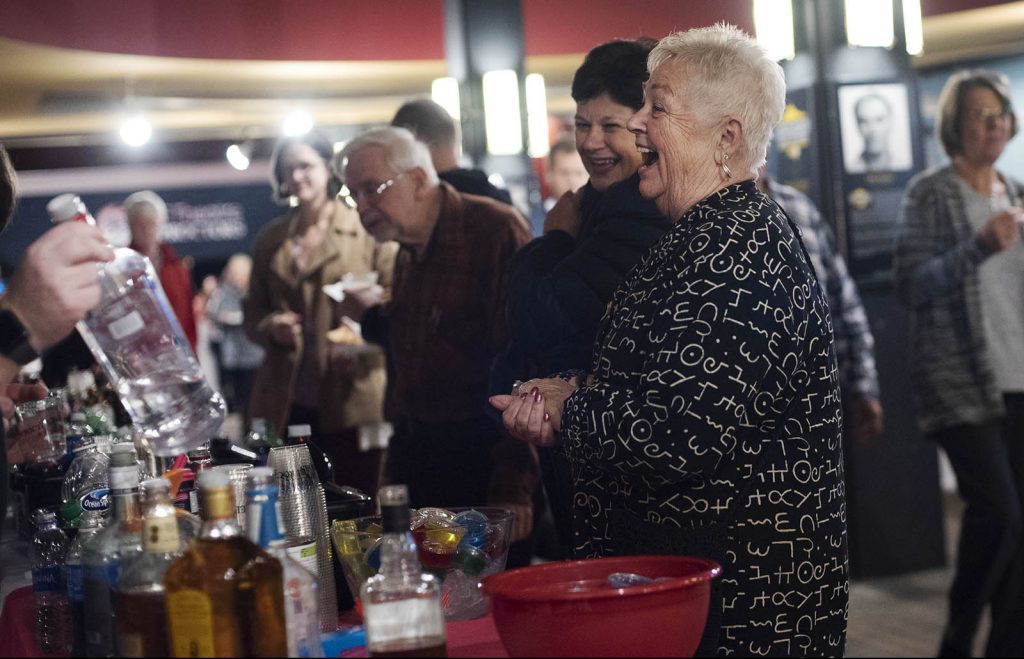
[840,84,914,174]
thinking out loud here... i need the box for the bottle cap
[140,477,171,498]
[46,193,93,225]
[287,424,312,438]
[246,466,276,490]
[197,469,230,490]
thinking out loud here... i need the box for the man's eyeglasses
[965,106,1011,124]
[340,172,408,208]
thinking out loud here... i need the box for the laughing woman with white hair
[491,24,848,656]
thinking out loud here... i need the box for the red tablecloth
[0,585,507,658]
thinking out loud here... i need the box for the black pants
[385,416,499,509]
[932,393,1024,658]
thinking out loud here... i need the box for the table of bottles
[0,585,509,658]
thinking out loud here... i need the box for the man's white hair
[123,189,168,230]
[649,23,786,176]
[335,126,439,186]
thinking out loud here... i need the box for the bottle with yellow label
[164,468,288,658]
[115,478,182,657]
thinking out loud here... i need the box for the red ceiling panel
[0,0,447,60]
[522,0,755,56]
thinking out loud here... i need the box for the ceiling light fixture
[226,142,252,171]
[754,0,796,61]
[119,113,152,147]
[283,109,314,137]
[482,70,523,156]
[525,73,549,158]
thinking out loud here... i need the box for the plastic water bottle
[31,508,73,656]
[65,510,107,657]
[46,193,226,457]
[61,438,111,520]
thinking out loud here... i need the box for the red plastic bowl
[482,555,720,658]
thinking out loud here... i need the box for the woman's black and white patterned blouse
[561,180,849,657]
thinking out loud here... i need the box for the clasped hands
[488,377,578,447]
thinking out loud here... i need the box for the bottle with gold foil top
[164,468,288,658]
[361,485,447,658]
[115,478,181,657]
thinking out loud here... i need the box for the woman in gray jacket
[894,69,1023,657]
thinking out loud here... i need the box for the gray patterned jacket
[893,165,1023,434]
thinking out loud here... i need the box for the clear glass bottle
[164,469,288,658]
[361,485,447,658]
[46,193,226,457]
[245,418,273,465]
[245,467,323,658]
[65,510,108,658]
[115,478,181,657]
[31,508,73,656]
[81,444,142,658]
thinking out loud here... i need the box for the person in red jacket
[124,190,197,352]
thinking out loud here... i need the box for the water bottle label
[80,488,111,513]
[108,310,144,340]
[32,566,64,593]
[66,564,84,602]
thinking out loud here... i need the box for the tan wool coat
[244,199,398,434]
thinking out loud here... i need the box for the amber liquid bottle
[115,478,182,657]
[163,469,288,658]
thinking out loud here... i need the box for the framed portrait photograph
[838,83,914,174]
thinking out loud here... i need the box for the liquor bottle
[31,508,73,656]
[65,510,108,658]
[187,442,213,474]
[245,467,323,658]
[245,418,273,465]
[287,424,333,484]
[46,194,226,458]
[81,444,143,658]
[164,469,288,658]
[361,485,447,658]
[114,478,181,657]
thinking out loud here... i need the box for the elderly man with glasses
[335,126,533,516]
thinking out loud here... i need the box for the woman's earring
[721,152,733,180]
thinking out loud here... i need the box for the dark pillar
[771,0,947,578]
[442,0,539,225]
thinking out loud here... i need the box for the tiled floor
[845,495,990,658]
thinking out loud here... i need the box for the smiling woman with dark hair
[492,25,848,656]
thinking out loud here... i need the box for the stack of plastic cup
[268,445,338,631]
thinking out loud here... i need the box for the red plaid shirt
[370,183,531,422]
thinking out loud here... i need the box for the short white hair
[335,126,439,186]
[123,189,168,229]
[649,23,785,175]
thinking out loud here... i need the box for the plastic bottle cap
[287,424,312,437]
[197,469,230,489]
[46,193,85,223]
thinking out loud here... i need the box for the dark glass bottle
[287,424,333,484]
